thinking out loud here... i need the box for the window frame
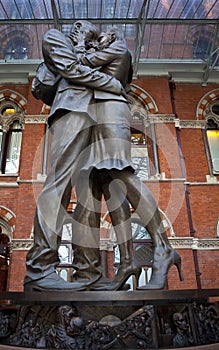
[206,129,219,174]
[0,103,23,175]
[205,101,219,175]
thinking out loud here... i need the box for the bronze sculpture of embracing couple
[24,20,183,292]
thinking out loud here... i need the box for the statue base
[0,289,219,349]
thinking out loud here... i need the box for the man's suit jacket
[42,29,123,124]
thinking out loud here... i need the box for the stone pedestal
[0,289,219,349]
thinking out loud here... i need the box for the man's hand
[74,36,86,54]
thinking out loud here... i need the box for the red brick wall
[19,124,46,180]
[168,250,198,290]
[26,78,44,115]
[189,186,219,239]
[198,251,219,289]
[7,251,27,291]
[173,83,219,120]
[132,77,173,114]
[180,128,209,182]
[0,187,18,215]
[156,123,182,178]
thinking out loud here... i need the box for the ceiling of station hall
[0,0,218,84]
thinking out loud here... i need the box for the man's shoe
[24,272,87,292]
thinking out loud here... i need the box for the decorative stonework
[149,114,176,123]
[0,112,25,132]
[11,238,114,252]
[177,120,206,129]
[11,237,219,251]
[143,115,207,129]
[11,239,33,250]
[196,89,219,120]
[169,237,219,250]
[129,84,158,114]
[195,238,219,250]
[206,114,219,128]
[0,206,16,234]
[0,89,27,112]
[25,115,48,124]
[0,89,27,131]
[23,114,209,129]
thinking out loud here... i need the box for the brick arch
[0,206,16,236]
[0,89,27,112]
[128,84,158,114]
[196,89,219,120]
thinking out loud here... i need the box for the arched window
[4,37,28,60]
[128,84,159,180]
[197,91,219,176]
[205,101,219,174]
[0,104,23,174]
[131,122,150,181]
[193,37,212,60]
[0,26,32,61]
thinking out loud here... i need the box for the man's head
[70,20,98,48]
[98,27,125,50]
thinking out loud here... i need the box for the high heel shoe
[113,260,142,290]
[137,247,184,290]
[90,260,141,291]
[91,239,141,291]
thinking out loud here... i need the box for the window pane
[5,131,22,174]
[11,121,21,129]
[207,130,219,173]
[131,146,149,180]
[212,104,219,116]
